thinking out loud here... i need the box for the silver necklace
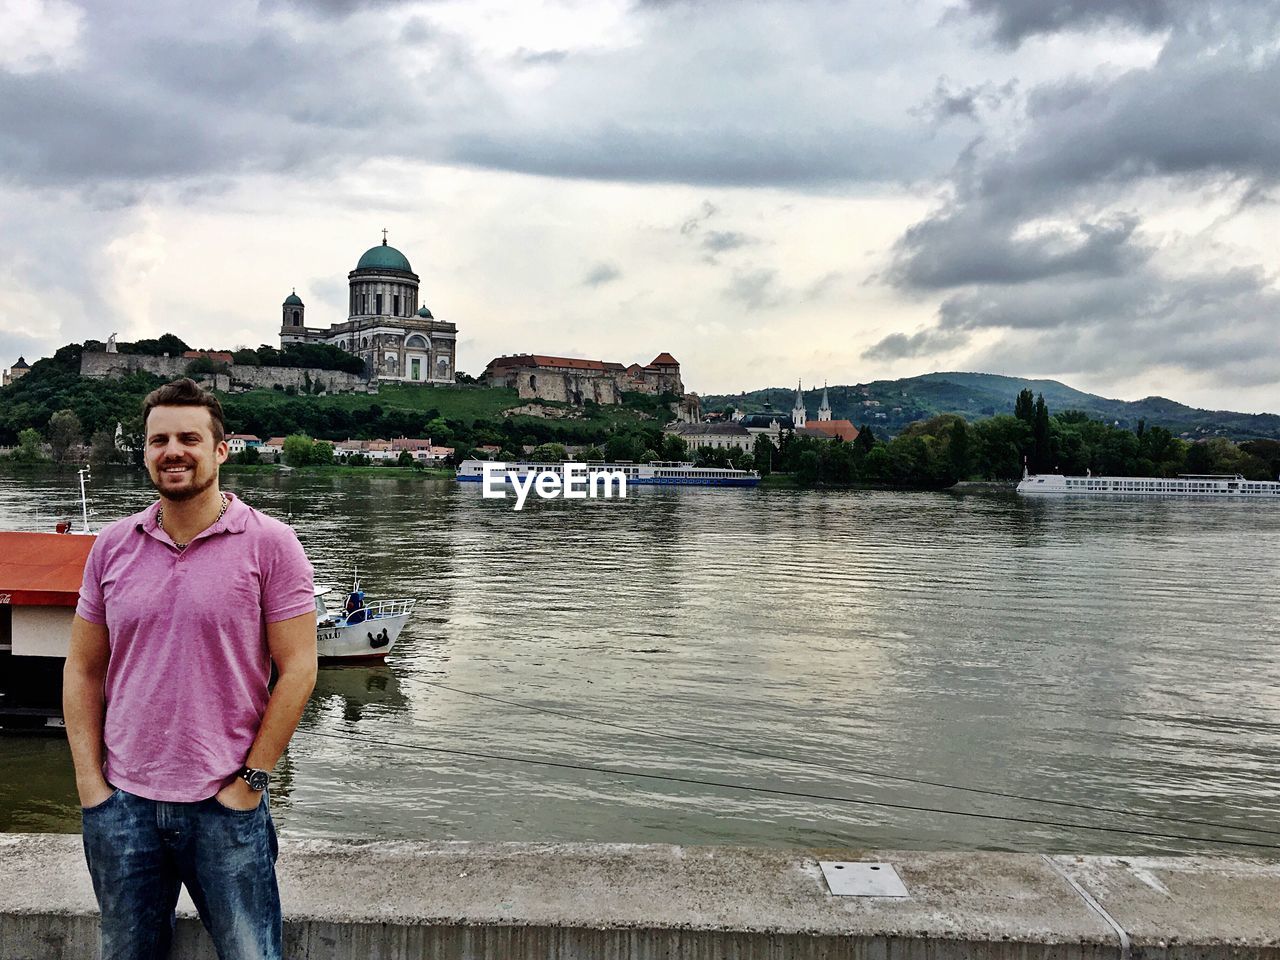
[158,493,228,550]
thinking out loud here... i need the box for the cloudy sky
[1,0,1277,411]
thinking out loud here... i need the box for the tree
[752,434,776,476]
[237,446,262,465]
[424,417,451,444]
[124,333,191,356]
[660,433,688,462]
[1014,388,1035,424]
[309,441,334,465]
[795,449,821,485]
[282,434,314,467]
[604,434,639,462]
[1032,394,1052,472]
[972,415,1030,480]
[397,450,415,467]
[14,427,45,462]
[581,446,604,461]
[948,418,971,480]
[48,409,83,463]
[89,427,118,466]
[693,445,731,468]
[531,442,568,462]
[863,445,892,482]
[641,448,659,463]
[855,425,875,454]
[185,357,229,377]
[1098,430,1140,476]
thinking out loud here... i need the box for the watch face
[245,770,270,791]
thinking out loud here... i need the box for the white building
[279,234,458,385]
[225,434,261,455]
[663,422,754,453]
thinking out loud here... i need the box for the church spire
[792,379,806,429]
[818,381,832,422]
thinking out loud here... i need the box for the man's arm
[216,609,317,809]
[64,614,113,808]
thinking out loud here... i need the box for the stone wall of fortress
[515,370,622,405]
[80,352,373,394]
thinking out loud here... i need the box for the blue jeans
[81,787,281,960]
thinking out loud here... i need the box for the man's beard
[149,462,217,502]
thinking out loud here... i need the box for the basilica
[279,234,457,385]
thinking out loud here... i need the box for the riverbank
[4,837,1277,958]
[758,474,964,492]
[221,463,454,479]
[951,480,1018,492]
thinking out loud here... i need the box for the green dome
[356,241,413,273]
[417,304,434,319]
[283,292,303,306]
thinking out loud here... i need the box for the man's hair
[142,378,226,443]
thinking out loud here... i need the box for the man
[65,378,317,960]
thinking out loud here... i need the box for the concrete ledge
[1,835,1278,958]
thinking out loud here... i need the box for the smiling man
[64,377,317,960]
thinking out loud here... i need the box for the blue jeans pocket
[210,793,265,815]
[80,788,122,814]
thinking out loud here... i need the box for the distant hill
[701,372,1280,440]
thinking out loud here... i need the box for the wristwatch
[237,766,271,792]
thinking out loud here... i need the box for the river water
[2,468,1279,856]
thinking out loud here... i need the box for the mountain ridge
[700,372,1280,440]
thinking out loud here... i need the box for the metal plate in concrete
[819,861,909,897]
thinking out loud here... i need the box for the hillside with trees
[0,338,676,466]
[704,372,1280,441]
[5,339,1278,487]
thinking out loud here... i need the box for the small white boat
[314,573,415,663]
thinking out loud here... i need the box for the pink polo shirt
[76,493,315,802]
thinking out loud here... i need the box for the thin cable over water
[294,728,1280,852]
[403,676,1280,839]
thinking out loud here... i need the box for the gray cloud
[702,230,755,253]
[876,9,1280,387]
[963,269,1280,384]
[680,201,718,236]
[963,0,1183,46]
[863,328,970,361]
[803,271,843,300]
[449,123,917,187]
[263,0,427,18]
[915,77,1015,125]
[515,48,569,66]
[0,1,973,197]
[724,268,785,310]
[890,210,1150,290]
[582,262,622,287]
[0,4,492,190]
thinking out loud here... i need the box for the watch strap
[237,766,271,791]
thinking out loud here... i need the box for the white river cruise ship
[1017,472,1280,498]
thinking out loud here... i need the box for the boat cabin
[0,531,96,730]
